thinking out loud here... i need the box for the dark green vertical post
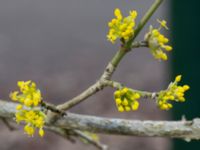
[171,0,200,149]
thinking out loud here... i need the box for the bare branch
[57,0,164,111]
[48,127,108,150]
[126,0,164,48]
[57,81,104,110]
[46,126,76,143]
[104,80,157,99]
[1,117,16,131]
[73,130,108,150]
[132,41,148,49]
[1,100,200,141]
[54,113,200,141]
[41,101,66,116]
[57,62,117,111]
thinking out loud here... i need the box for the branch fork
[1,1,198,150]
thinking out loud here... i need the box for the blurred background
[0,0,199,150]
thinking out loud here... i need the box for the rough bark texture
[1,100,200,141]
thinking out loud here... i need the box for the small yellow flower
[15,111,25,123]
[122,99,129,106]
[157,75,190,110]
[10,81,42,108]
[175,75,182,82]
[35,116,45,128]
[134,93,140,99]
[114,8,122,20]
[131,101,139,110]
[107,8,137,43]
[118,105,125,112]
[114,87,140,112]
[10,81,46,137]
[121,87,128,95]
[24,98,33,107]
[157,19,169,30]
[125,106,131,111]
[145,20,172,61]
[114,91,121,98]
[39,128,45,137]
[16,104,23,110]
[115,98,122,105]
[10,91,19,101]
[183,85,190,91]
[24,125,35,136]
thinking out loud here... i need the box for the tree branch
[126,0,164,49]
[54,114,200,141]
[73,130,108,150]
[132,41,148,49]
[46,126,76,143]
[57,51,125,111]
[1,117,16,131]
[57,0,164,112]
[104,80,157,99]
[47,127,108,150]
[57,81,104,111]
[0,100,107,149]
[1,100,200,141]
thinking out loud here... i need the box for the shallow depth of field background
[0,0,199,150]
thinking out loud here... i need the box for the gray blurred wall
[0,0,172,150]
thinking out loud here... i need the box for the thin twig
[57,81,104,110]
[132,41,148,49]
[57,0,164,112]
[104,80,157,99]
[41,101,66,116]
[46,126,76,143]
[74,130,108,150]
[46,126,108,150]
[126,0,164,49]
[1,118,16,131]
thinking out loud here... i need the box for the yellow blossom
[157,75,190,110]
[9,91,18,101]
[183,85,190,91]
[131,101,139,110]
[10,81,46,137]
[10,81,42,107]
[107,8,137,43]
[16,104,23,110]
[115,98,122,105]
[145,20,172,61]
[24,125,35,136]
[118,105,125,112]
[39,128,45,137]
[114,87,140,112]
[114,91,121,98]
[175,75,182,82]
[157,19,169,30]
[125,106,131,111]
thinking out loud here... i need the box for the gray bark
[0,100,200,141]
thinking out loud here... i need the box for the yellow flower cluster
[114,87,140,112]
[157,75,190,110]
[145,20,172,61]
[107,8,137,43]
[16,110,45,137]
[10,81,45,137]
